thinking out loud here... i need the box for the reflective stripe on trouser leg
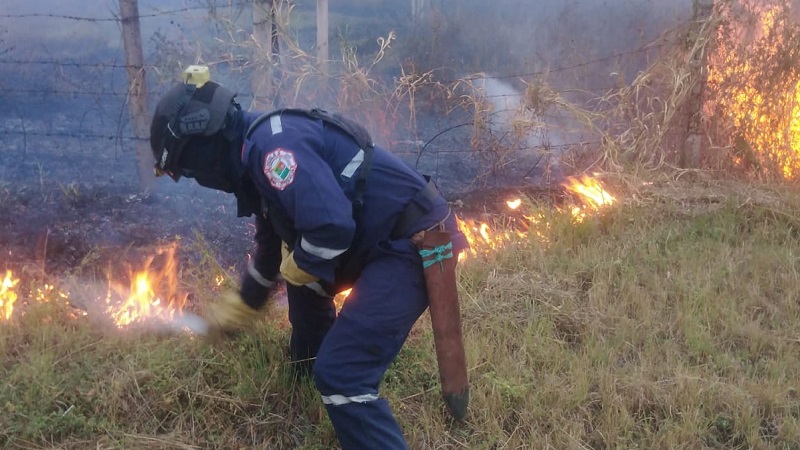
[313,239,428,450]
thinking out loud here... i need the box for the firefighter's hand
[204,290,263,332]
[280,251,319,286]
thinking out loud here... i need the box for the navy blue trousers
[287,238,427,449]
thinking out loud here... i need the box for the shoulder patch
[264,148,297,190]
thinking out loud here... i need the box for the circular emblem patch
[264,148,297,190]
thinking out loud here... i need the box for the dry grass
[3,177,800,449]
[7,1,800,448]
[448,176,800,449]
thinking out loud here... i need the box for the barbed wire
[446,43,671,85]
[0,41,663,84]
[0,7,686,160]
[0,58,132,69]
[0,85,613,100]
[0,129,596,151]
[1,87,131,97]
[0,130,145,141]
[0,3,252,23]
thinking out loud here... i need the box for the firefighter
[149,67,468,449]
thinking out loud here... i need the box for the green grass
[3,178,800,449]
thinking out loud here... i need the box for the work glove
[280,248,319,286]
[204,290,264,332]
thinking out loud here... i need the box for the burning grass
[2,176,800,449]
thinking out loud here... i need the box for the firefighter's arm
[245,214,282,301]
[281,165,355,285]
[204,215,281,331]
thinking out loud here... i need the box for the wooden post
[412,0,428,23]
[682,0,715,168]
[317,0,329,76]
[119,0,154,190]
[252,0,277,109]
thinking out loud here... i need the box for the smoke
[57,274,212,336]
[166,312,211,336]
[474,78,523,135]
[470,75,579,183]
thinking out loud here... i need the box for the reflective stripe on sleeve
[340,149,364,179]
[304,281,332,298]
[248,260,276,288]
[300,237,348,260]
[270,114,283,135]
[321,393,379,406]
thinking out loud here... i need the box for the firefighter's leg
[313,239,427,450]
[286,284,336,375]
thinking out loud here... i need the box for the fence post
[412,0,429,23]
[682,0,715,169]
[317,0,329,77]
[252,0,279,109]
[119,0,154,190]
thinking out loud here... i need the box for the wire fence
[0,40,663,141]
[0,2,689,188]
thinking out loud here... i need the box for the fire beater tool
[418,229,470,421]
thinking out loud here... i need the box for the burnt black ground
[0,180,252,283]
[0,110,558,288]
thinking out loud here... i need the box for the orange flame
[1,270,19,320]
[3,176,616,324]
[335,288,352,312]
[707,2,800,179]
[105,244,189,327]
[562,175,616,222]
[2,244,192,328]
[458,175,616,259]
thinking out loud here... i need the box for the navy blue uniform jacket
[239,110,463,291]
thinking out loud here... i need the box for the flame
[457,175,616,259]
[105,244,189,327]
[1,270,20,320]
[707,2,800,179]
[457,216,519,260]
[334,288,352,312]
[2,175,616,325]
[562,175,616,209]
[561,174,616,222]
[1,244,199,329]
